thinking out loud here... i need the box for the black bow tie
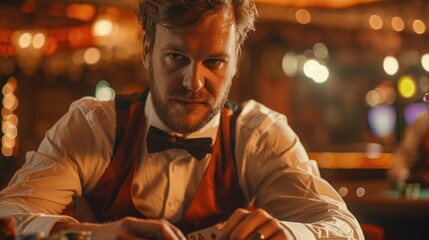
[146,126,213,160]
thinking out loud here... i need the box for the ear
[234,47,242,75]
[236,46,242,59]
[141,34,150,69]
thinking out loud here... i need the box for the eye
[168,53,187,61]
[204,58,225,69]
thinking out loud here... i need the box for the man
[0,0,363,239]
[388,93,429,188]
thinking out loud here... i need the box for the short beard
[149,64,231,134]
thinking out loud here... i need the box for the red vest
[84,91,247,233]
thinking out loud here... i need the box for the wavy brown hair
[138,0,258,50]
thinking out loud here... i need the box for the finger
[124,218,185,240]
[216,208,249,239]
[163,220,187,240]
[256,220,294,240]
[252,218,283,239]
[247,232,266,240]
[116,232,146,240]
[141,219,185,240]
[229,209,272,239]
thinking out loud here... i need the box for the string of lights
[1,76,19,157]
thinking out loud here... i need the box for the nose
[183,62,204,92]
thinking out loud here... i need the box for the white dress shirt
[0,93,363,239]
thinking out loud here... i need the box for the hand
[216,208,292,240]
[53,217,186,240]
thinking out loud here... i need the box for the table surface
[330,180,429,218]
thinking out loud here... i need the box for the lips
[176,98,206,105]
[174,98,208,111]
[175,98,207,107]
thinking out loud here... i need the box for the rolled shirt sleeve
[235,100,364,239]
[0,97,115,235]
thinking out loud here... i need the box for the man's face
[144,7,239,134]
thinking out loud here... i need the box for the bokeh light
[92,18,114,37]
[365,82,396,107]
[412,19,426,34]
[1,135,15,148]
[366,90,381,107]
[369,14,383,30]
[391,17,405,32]
[282,52,298,78]
[1,145,13,157]
[1,77,19,157]
[383,56,399,75]
[398,75,416,99]
[3,122,18,138]
[32,33,45,49]
[365,143,383,159]
[3,113,18,125]
[295,9,311,24]
[404,103,427,125]
[18,32,32,48]
[303,59,329,83]
[368,105,396,138]
[421,53,429,72]
[95,80,115,101]
[303,59,319,78]
[338,187,348,197]
[313,42,329,60]
[83,47,101,65]
[312,64,329,83]
[2,94,18,111]
[356,187,366,197]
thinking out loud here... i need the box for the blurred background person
[388,93,429,188]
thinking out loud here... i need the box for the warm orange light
[1,76,19,157]
[68,28,84,47]
[369,15,383,30]
[66,4,96,21]
[295,9,311,24]
[412,19,426,34]
[43,37,58,56]
[2,146,13,157]
[391,17,405,32]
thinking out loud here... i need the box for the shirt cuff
[23,214,78,236]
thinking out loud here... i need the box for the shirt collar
[144,92,220,141]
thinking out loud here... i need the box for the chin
[171,113,210,133]
[162,107,211,132]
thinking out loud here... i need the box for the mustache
[169,88,215,102]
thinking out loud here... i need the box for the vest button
[168,200,178,207]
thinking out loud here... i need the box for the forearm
[51,221,99,234]
[52,217,187,240]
